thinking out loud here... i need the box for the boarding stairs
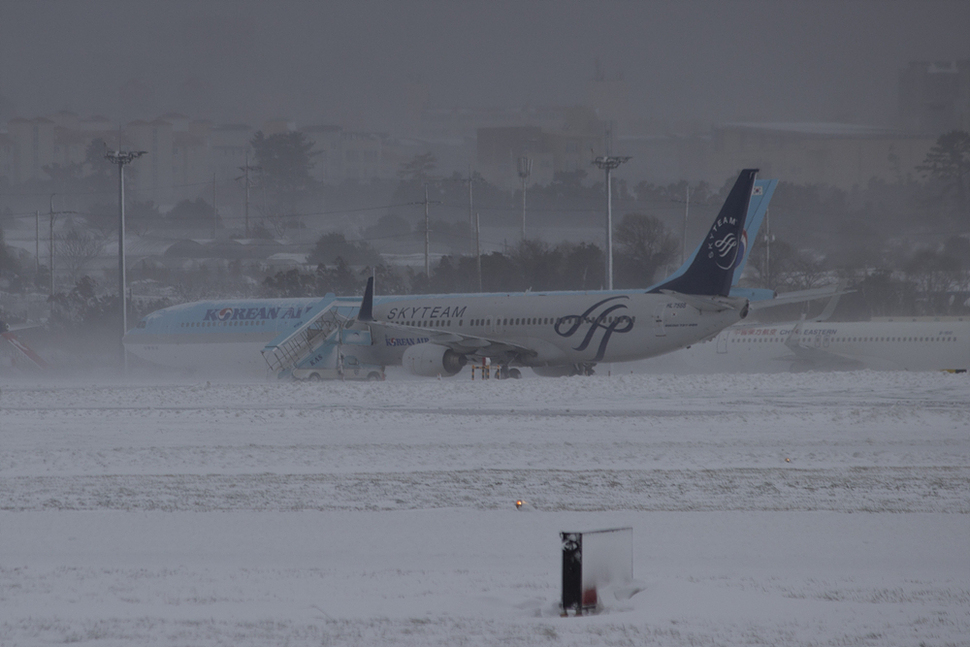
[261,299,357,374]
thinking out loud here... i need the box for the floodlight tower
[517,156,532,240]
[105,148,147,370]
[591,154,630,290]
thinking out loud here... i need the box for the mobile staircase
[261,298,356,376]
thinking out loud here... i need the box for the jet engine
[401,343,468,377]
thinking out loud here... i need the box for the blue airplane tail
[649,169,758,297]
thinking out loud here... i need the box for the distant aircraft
[126,169,764,378]
[637,316,969,373]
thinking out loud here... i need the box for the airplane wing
[0,326,49,369]
[368,318,537,360]
[658,290,748,312]
[357,277,536,360]
[0,320,42,333]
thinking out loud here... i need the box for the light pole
[47,194,77,298]
[105,148,146,371]
[517,156,532,240]
[237,151,261,239]
[409,184,441,278]
[591,154,630,290]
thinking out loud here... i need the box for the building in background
[704,122,934,190]
[899,60,970,136]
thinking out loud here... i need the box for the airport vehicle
[126,170,764,378]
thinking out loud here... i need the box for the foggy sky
[1,0,968,130]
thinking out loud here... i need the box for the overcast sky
[1,0,968,130]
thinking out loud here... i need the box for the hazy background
[2,0,969,129]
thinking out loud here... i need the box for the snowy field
[1,370,968,646]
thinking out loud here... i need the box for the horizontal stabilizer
[660,290,741,313]
[729,287,777,302]
[749,283,853,313]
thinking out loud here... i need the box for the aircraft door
[716,329,730,354]
[654,305,667,337]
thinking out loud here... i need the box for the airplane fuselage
[124,291,748,375]
[124,297,325,374]
[369,291,746,367]
[637,319,970,373]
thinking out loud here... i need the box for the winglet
[358,276,375,322]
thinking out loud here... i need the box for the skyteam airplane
[125,169,765,378]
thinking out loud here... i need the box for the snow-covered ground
[1,371,968,646]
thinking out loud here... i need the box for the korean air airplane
[125,169,764,378]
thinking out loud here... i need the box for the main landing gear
[573,363,595,376]
[497,366,522,379]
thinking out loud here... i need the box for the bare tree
[57,226,106,285]
[614,213,678,287]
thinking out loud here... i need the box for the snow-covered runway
[1,371,968,645]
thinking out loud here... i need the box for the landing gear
[571,363,595,376]
[497,366,522,379]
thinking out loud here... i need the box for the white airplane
[636,316,970,373]
[125,169,764,378]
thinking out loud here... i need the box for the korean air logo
[216,308,233,321]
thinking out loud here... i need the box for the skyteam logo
[707,215,741,271]
[732,230,748,270]
[554,296,634,362]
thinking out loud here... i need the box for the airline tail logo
[706,216,741,270]
[732,230,748,270]
[712,231,740,270]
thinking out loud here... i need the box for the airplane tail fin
[649,169,758,296]
[729,178,776,287]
